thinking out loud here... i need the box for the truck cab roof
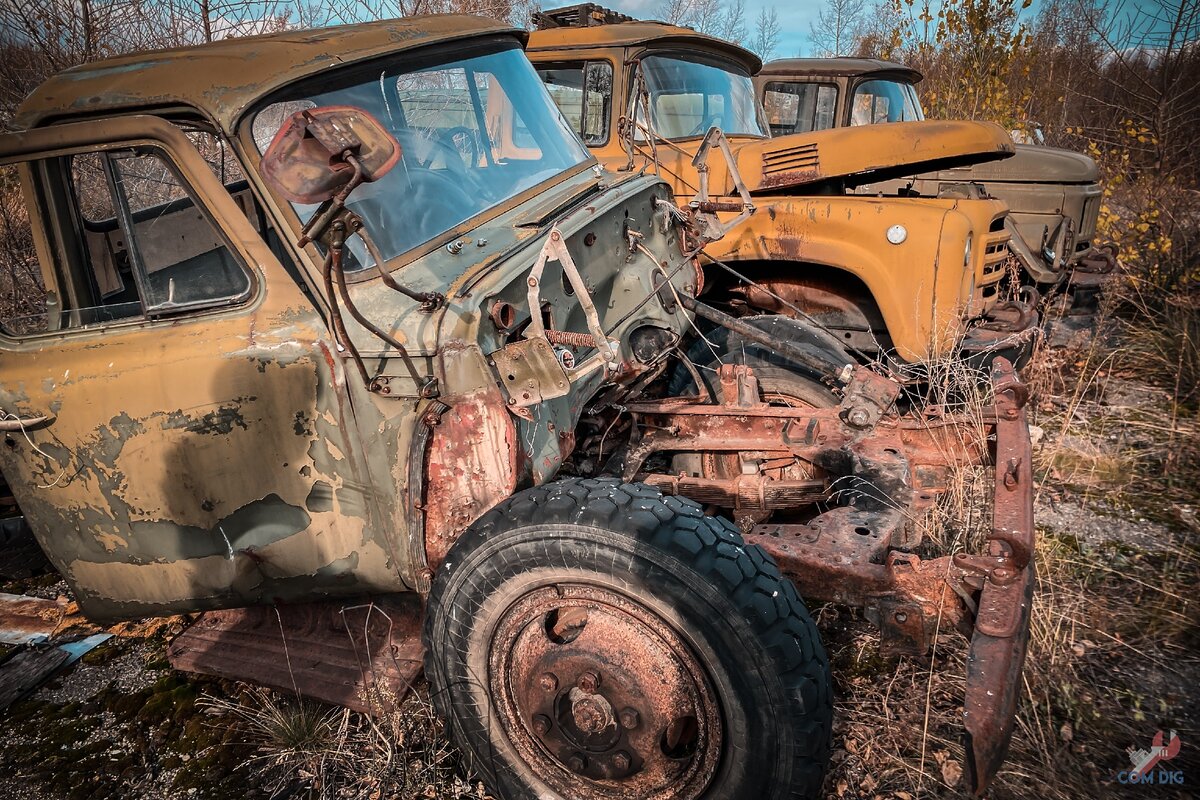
[13,15,523,133]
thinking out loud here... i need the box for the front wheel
[423,478,832,799]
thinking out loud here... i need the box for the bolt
[894,611,908,624]
[577,671,600,692]
[613,751,631,771]
[1004,407,1019,420]
[847,407,872,428]
[539,673,559,692]
[532,714,551,736]
[567,753,586,773]
[619,708,640,729]
[993,568,1014,584]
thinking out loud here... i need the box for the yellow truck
[528,5,1040,373]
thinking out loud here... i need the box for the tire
[671,315,846,407]
[0,515,52,581]
[423,477,832,800]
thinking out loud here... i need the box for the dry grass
[201,683,487,800]
[820,288,1199,799]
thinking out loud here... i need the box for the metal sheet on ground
[167,595,425,713]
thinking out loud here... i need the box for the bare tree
[753,5,781,61]
[810,0,867,57]
[717,0,748,45]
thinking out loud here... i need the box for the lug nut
[619,708,640,729]
[613,751,631,771]
[567,753,587,773]
[539,673,558,692]
[532,714,551,736]
[577,671,600,692]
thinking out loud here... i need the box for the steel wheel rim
[488,582,723,799]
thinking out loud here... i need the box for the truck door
[0,116,406,621]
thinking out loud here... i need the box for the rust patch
[423,387,518,569]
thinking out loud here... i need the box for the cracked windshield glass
[252,43,590,269]
[638,54,765,140]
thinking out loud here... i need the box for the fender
[707,195,979,362]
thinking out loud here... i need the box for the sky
[599,0,1188,60]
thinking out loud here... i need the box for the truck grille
[761,142,820,176]
[975,218,1011,311]
[1081,194,1101,238]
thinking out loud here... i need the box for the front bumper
[757,360,1035,795]
[962,290,1041,372]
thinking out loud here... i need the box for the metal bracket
[525,226,619,374]
[689,126,755,243]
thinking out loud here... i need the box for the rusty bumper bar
[962,359,1035,796]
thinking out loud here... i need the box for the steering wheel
[438,126,480,170]
[415,126,479,171]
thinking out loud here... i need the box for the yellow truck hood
[732,120,1015,194]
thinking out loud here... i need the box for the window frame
[846,76,925,127]
[0,116,265,342]
[535,59,616,147]
[761,80,840,136]
[238,38,599,286]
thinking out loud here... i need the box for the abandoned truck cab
[1,14,1035,800]
[757,58,1111,288]
[528,6,1040,366]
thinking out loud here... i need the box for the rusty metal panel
[0,593,77,645]
[168,595,424,713]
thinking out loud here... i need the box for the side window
[537,61,613,145]
[108,149,250,310]
[763,82,837,136]
[0,164,49,335]
[0,145,252,336]
[850,80,923,126]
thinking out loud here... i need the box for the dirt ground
[1,305,1197,800]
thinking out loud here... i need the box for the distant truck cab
[757,58,1113,290]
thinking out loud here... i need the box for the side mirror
[261,105,400,204]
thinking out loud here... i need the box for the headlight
[963,233,974,268]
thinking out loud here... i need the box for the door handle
[0,414,54,432]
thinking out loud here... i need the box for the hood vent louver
[761,142,820,176]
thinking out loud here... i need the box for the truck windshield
[251,43,590,268]
[849,79,924,125]
[638,54,766,140]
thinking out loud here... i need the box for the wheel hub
[489,584,722,799]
